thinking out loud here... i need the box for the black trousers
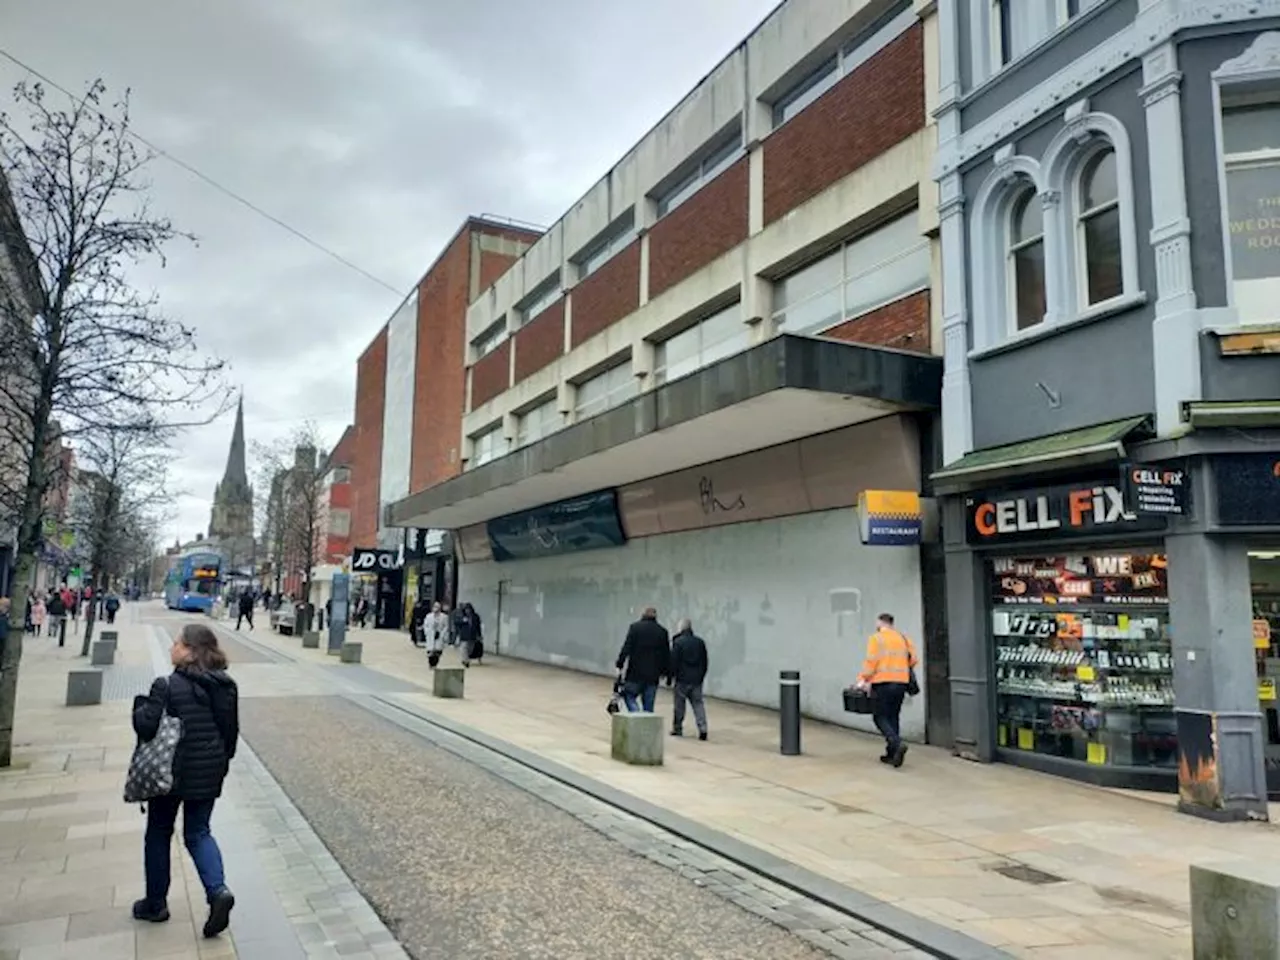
[236,609,253,630]
[871,682,908,752]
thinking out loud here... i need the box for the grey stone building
[933,0,1280,820]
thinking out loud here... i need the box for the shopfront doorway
[1250,549,1280,798]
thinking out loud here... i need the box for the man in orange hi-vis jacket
[852,612,918,768]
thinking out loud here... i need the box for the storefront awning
[1185,400,1280,430]
[930,416,1151,494]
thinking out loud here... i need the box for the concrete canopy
[387,335,941,531]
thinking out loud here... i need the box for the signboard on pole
[858,490,922,546]
[328,573,349,654]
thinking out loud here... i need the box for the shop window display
[992,553,1175,768]
[1251,552,1280,790]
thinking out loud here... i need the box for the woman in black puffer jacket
[131,623,239,938]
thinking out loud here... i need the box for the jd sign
[351,548,399,572]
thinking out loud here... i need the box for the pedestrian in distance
[410,595,430,648]
[668,617,709,740]
[615,607,670,713]
[46,589,65,640]
[131,622,238,938]
[454,602,483,667]
[235,590,254,631]
[68,588,81,634]
[425,601,450,668]
[850,612,918,768]
[105,591,121,624]
[31,594,46,636]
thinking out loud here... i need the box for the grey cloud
[1,0,778,542]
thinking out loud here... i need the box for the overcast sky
[0,0,779,548]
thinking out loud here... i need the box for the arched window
[1008,186,1047,331]
[1076,148,1123,306]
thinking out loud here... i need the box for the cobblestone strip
[358,696,934,960]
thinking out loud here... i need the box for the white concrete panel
[380,290,417,531]
[459,509,927,741]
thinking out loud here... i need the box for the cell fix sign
[966,481,1167,545]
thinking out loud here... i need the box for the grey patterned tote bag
[124,684,183,803]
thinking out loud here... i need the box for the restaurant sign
[966,480,1166,545]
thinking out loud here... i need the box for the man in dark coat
[615,607,670,713]
[669,617,709,740]
[235,589,254,631]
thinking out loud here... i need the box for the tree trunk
[81,571,100,656]
[0,554,34,768]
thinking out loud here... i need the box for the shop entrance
[1250,550,1280,798]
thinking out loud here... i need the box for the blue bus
[165,551,222,612]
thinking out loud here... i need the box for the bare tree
[0,80,225,766]
[66,427,172,652]
[252,423,327,627]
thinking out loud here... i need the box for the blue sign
[863,517,923,546]
[488,490,627,562]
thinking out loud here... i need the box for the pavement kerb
[362,693,1013,960]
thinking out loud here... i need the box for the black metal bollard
[780,670,801,756]
[58,616,67,649]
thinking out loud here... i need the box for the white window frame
[655,135,743,217]
[577,214,637,280]
[652,301,749,385]
[773,4,916,129]
[1211,37,1280,327]
[1006,185,1047,334]
[969,106,1142,354]
[517,276,562,327]
[471,320,507,360]
[985,0,1098,78]
[573,361,637,420]
[514,397,561,449]
[468,424,505,470]
[770,212,931,336]
[1072,146,1123,310]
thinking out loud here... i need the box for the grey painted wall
[959,0,1138,129]
[1200,343,1280,402]
[458,508,928,739]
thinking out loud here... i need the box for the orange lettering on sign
[1068,489,1093,527]
[974,502,996,536]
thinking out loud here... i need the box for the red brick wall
[569,242,641,347]
[763,25,924,225]
[411,229,471,493]
[351,329,387,549]
[648,158,749,299]
[469,339,511,410]
[478,249,517,293]
[513,299,565,384]
[820,290,930,353]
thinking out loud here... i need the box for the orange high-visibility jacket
[858,627,918,685]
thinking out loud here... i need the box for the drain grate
[988,862,1067,885]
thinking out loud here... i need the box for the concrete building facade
[388,0,951,741]
[932,0,1280,819]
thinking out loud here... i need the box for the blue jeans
[623,683,658,713]
[144,796,226,906]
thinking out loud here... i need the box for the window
[578,214,637,279]
[1076,149,1122,306]
[773,5,916,127]
[469,425,505,470]
[656,135,743,217]
[328,466,351,485]
[1008,187,1047,331]
[515,398,561,449]
[991,0,1100,70]
[653,302,750,385]
[1221,101,1280,323]
[472,321,506,359]
[328,509,351,537]
[518,277,562,326]
[574,362,637,420]
[773,211,930,335]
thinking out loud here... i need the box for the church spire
[222,393,248,487]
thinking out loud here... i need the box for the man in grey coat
[669,618,709,740]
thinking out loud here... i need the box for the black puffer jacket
[616,617,670,687]
[133,668,239,800]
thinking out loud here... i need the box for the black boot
[132,899,170,923]
[203,887,235,938]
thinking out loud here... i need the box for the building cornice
[934,0,1280,178]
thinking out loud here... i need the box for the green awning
[930,416,1151,493]
[1186,400,1280,429]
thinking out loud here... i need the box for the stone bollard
[90,640,116,667]
[432,667,465,699]
[98,630,118,644]
[65,670,103,706]
[1191,861,1280,957]
[610,712,663,766]
[301,631,320,650]
[339,642,363,664]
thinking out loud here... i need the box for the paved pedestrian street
[1,604,932,960]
